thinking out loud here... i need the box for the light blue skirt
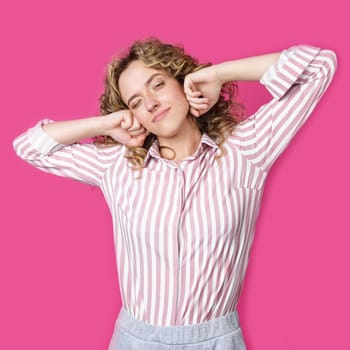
[108,308,247,349]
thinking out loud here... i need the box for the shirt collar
[143,133,218,167]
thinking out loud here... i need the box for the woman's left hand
[184,66,223,117]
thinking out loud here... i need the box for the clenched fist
[102,110,149,147]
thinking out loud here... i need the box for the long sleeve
[13,119,123,186]
[233,45,337,173]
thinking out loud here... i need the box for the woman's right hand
[102,110,149,147]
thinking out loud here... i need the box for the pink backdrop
[1,0,349,349]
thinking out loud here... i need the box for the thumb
[127,134,147,147]
[120,112,133,130]
[184,75,200,96]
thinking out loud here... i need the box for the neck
[157,118,202,162]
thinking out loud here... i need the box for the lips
[152,108,170,123]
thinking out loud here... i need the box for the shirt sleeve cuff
[25,119,67,154]
[260,45,321,100]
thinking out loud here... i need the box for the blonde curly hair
[97,38,244,170]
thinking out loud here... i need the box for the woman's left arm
[185,45,337,172]
[184,51,281,116]
[184,46,337,117]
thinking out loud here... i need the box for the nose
[145,94,160,112]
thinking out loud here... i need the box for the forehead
[118,60,165,99]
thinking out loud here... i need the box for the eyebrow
[127,73,163,107]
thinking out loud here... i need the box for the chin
[151,124,183,139]
[155,130,180,139]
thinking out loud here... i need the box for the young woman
[13,38,337,349]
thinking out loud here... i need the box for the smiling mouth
[152,108,170,123]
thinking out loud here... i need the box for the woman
[13,38,337,349]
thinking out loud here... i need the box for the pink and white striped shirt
[13,45,336,326]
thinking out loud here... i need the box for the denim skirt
[107,308,247,349]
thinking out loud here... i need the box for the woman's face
[118,60,190,139]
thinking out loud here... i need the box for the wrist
[213,64,226,85]
[215,62,237,84]
[94,115,111,136]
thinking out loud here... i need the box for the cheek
[134,117,148,128]
[179,94,190,113]
[169,88,189,110]
[131,110,147,125]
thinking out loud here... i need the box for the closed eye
[129,81,164,109]
[153,81,164,89]
[130,100,141,109]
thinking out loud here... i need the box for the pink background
[1,0,349,349]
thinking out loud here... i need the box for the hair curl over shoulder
[97,38,244,170]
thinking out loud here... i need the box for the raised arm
[42,111,147,147]
[13,111,148,186]
[185,45,337,172]
[184,51,281,116]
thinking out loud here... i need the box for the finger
[120,113,133,130]
[126,134,147,147]
[184,77,199,95]
[114,131,142,147]
[185,89,202,98]
[111,128,132,144]
[190,107,200,117]
[128,127,147,137]
[127,118,142,132]
[186,96,209,104]
[191,104,209,117]
[189,101,209,110]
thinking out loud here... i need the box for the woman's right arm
[41,111,147,147]
[13,111,147,186]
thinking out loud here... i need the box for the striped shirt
[13,45,337,326]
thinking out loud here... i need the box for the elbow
[13,133,36,161]
[13,135,24,158]
[321,49,338,79]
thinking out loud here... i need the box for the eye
[153,81,164,89]
[130,100,141,109]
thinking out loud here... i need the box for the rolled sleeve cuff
[26,119,67,154]
[260,45,321,100]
